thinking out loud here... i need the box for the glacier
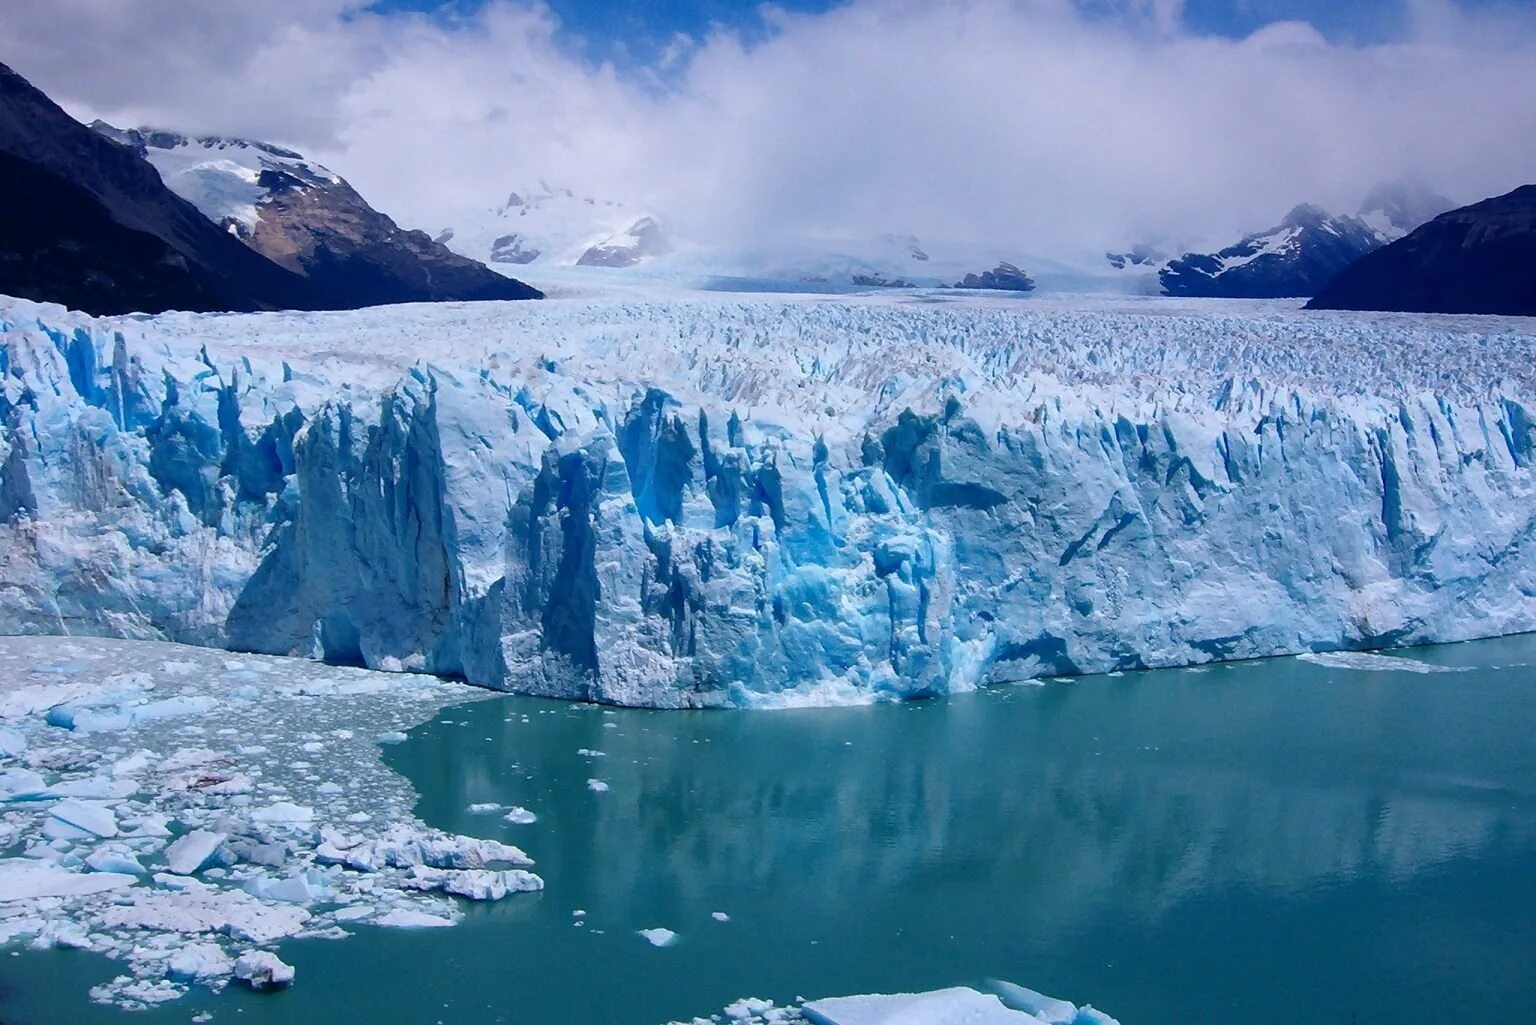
[1,289,1534,707]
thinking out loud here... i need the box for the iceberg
[233,950,295,989]
[1,292,1534,707]
[668,983,1119,1025]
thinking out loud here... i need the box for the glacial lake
[6,635,1536,1025]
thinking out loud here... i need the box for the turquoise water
[5,637,1536,1024]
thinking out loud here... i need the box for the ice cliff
[1,291,1534,707]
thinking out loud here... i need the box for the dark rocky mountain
[95,125,542,306]
[489,233,540,264]
[0,61,316,315]
[1307,184,1536,317]
[849,273,916,288]
[953,262,1036,292]
[577,216,669,268]
[1160,204,1385,299]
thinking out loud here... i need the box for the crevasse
[1,293,1533,707]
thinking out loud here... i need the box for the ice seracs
[1,291,1535,708]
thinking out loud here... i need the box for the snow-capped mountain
[1310,183,1536,316]
[93,123,541,306]
[576,215,669,267]
[4,292,1534,708]
[1357,178,1456,242]
[0,61,315,315]
[1159,204,1385,299]
[439,183,665,270]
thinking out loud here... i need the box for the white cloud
[5,0,1536,256]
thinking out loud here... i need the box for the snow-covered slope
[2,290,1534,707]
[1159,204,1385,298]
[90,124,341,237]
[440,183,659,269]
[92,124,541,306]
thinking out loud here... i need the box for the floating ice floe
[0,636,541,1010]
[664,982,1120,1025]
[1297,651,1464,674]
[503,806,538,824]
[639,926,678,947]
[233,950,295,989]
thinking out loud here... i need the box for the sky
[3,0,1535,258]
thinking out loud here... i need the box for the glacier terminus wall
[1,291,1533,707]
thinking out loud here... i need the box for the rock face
[953,262,1036,292]
[94,125,542,306]
[1307,184,1536,317]
[0,62,315,316]
[577,217,669,268]
[1160,204,1384,299]
[489,233,541,265]
[2,295,1534,708]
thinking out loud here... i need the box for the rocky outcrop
[577,217,668,268]
[952,262,1035,292]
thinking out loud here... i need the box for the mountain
[1159,204,1385,299]
[439,183,663,269]
[1307,184,1536,317]
[93,124,542,306]
[0,61,316,315]
[575,215,669,268]
[1357,178,1456,242]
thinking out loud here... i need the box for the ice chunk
[163,830,227,875]
[0,768,49,801]
[44,798,119,839]
[0,727,27,757]
[0,859,137,900]
[804,987,1044,1025]
[712,911,731,922]
[639,927,678,947]
[243,870,333,904]
[503,806,537,824]
[233,950,295,989]
[250,801,314,825]
[85,846,148,876]
[374,909,454,928]
[1298,651,1461,674]
[166,941,234,981]
[587,779,610,793]
[467,802,502,814]
[987,981,1077,1024]
[724,998,775,1019]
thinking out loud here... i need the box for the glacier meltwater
[1,291,1533,708]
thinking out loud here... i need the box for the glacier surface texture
[1,291,1534,707]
